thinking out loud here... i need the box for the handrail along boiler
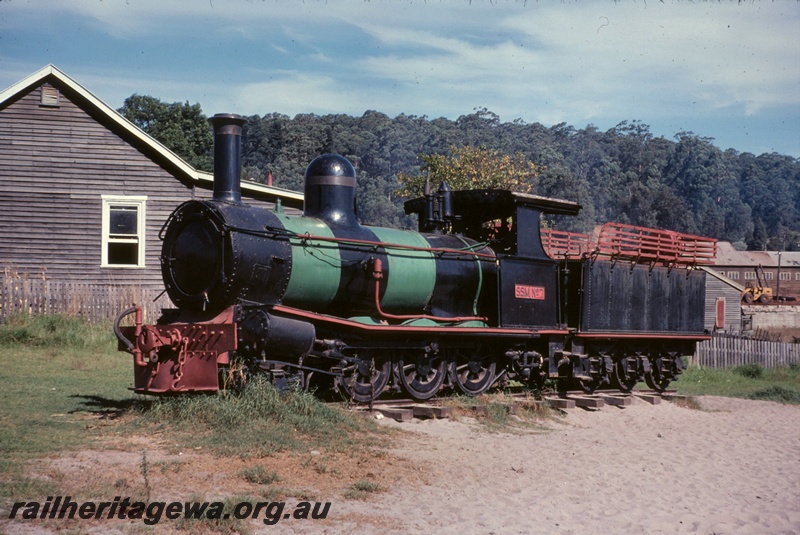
[115,113,716,399]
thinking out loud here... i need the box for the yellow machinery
[742,265,773,304]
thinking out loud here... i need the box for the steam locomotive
[115,113,716,400]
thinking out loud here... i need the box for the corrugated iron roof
[713,242,800,267]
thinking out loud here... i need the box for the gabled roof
[0,64,304,208]
[713,242,800,268]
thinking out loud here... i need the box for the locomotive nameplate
[514,284,546,300]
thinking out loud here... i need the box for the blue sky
[1,1,798,157]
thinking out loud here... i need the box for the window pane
[110,206,138,235]
[108,242,139,265]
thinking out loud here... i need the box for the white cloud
[1,0,797,154]
[234,72,362,116]
[325,2,800,125]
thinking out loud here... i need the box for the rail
[542,223,717,267]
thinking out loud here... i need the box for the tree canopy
[123,96,800,250]
[118,94,213,172]
[396,145,541,198]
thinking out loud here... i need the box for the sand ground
[3,395,799,535]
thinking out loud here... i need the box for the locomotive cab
[405,189,581,329]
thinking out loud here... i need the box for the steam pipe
[371,258,487,323]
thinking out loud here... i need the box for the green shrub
[733,363,764,379]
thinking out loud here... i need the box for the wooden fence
[694,332,800,368]
[0,277,171,324]
[5,276,800,369]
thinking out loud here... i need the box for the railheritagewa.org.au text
[8,496,331,526]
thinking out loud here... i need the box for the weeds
[343,480,387,500]
[240,465,281,485]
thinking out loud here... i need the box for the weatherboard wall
[0,78,277,321]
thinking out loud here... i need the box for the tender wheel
[613,356,639,393]
[743,292,754,304]
[758,294,771,304]
[644,356,675,393]
[339,356,392,402]
[576,377,602,394]
[396,350,447,400]
[448,345,497,396]
[574,355,607,394]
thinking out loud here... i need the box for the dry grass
[439,391,558,432]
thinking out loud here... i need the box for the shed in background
[701,267,745,334]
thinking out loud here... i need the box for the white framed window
[780,272,791,281]
[744,271,756,280]
[101,195,147,268]
[763,272,774,280]
[795,273,800,281]
[727,271,740,280]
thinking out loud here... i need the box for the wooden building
[711,242,800,300]
[0,64,303,322]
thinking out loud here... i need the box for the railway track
[341,389,684,422]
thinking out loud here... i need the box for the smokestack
[208,113,246,204]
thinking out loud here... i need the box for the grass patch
[0,313,115,350]
[128,376,387,458]
[343,479,387,500]
[747,385,800,404]
[675,364,800,404]
[0,314,389,508]
[0,314,135,500]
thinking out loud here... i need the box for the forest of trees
[120,97,800,251]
